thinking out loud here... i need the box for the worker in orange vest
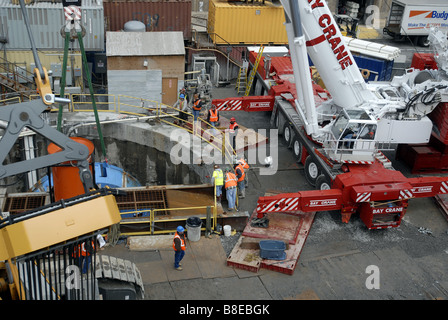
[207,104,220,140]
[192,93,203,122]
[234,161,246,199]
[224,168,238,212]
[72,240,95,274]
[228,117,239,153]
[173,226,186,271]
[237,156,250,189]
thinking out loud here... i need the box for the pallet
[227,209,315,275]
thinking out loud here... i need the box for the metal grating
[3,194,47,215]
[115,189,168,216]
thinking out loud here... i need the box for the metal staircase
[245,45,264,96]
[0,56,35,102]
[236,60,248,94]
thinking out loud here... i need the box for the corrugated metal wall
[207,0,288,45]
[5,50,82,75]
[103,0,192,39]
[0,0,104,51]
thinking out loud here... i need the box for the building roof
[106,31,185,57]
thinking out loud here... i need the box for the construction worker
[72,240,95,274]
[173,226,186,271]
[211,164,224,203]
[192,93,203,122]
[234,161,246,199]
[228,117,239,153]
[179,87,188,103]
[224,168,238,212]
[207,104,220,139]
[173,93,188,125]
[237,156,250,188]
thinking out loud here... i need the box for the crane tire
[304,155,320,187]
[316,174,332,190]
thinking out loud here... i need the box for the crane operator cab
[325,109,378,163]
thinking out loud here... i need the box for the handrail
[119,205,216,236]
[157,103,237,165]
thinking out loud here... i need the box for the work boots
[239,188,245,199]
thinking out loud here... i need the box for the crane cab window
[332,110,377,149]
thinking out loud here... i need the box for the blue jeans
[210,121,218,135]
[237,180,245,193]
[226,187,236,209]
[193,110,200,122]
[216,185,222,197]
[174,250,185,268]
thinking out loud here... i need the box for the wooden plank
[226,236,262,273]
[242,210,303,244]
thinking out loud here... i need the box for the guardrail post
[206,206,212,236]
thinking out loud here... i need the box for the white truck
[383,0,448,46]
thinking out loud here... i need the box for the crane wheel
[316,174,332,190]
[304,155,320,187]
[292,137,302,162]
[283,124,293,148]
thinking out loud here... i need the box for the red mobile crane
[213,0,448,230]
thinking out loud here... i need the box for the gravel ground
[220,232,242,257]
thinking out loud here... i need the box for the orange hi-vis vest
[225,172,237,189]
[239,158,249,169]
[193,99,202,111]
[173,232,186,251]
[234,163,246,182]
[209,109,218,122]
[229,122,238,134]
[73,241,95,258]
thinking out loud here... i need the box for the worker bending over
[234,161,246,199]
[224,168,238,212]
[211,164,224,203]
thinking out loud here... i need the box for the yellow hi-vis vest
[212,169,224,186]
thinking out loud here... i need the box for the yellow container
[207,0,288,45]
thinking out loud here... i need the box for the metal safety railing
[119,205,217,236]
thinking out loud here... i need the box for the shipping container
[103,0,192,40]
[351,54,394,82]
[5,50,82,77]
[309,54,394,83]
[207,0,288,45]
[0,0,104,51]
